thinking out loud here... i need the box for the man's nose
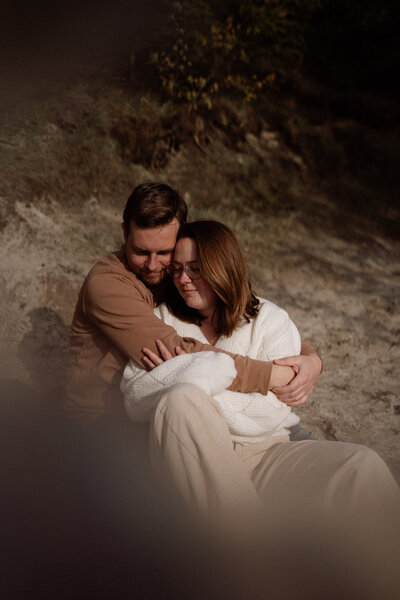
[146,254,158,271]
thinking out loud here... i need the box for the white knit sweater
[122,298,301,444]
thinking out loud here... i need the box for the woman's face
[172,237,217,316]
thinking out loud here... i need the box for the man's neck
[149,277,174,306]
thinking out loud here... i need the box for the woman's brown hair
[166,220,260,337]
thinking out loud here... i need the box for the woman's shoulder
[154,303,171,319]
[256,297,290,320]
[154,303,180,327]
[253,296,295,335]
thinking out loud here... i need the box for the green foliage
[152,0,321,109]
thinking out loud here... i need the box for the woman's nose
[179,269,192,283]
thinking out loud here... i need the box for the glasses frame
[169,263,203,280]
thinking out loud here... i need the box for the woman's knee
[156,383,210,419]
[349,444,396,481]
[298,440,390,480]
[336,442,385,469]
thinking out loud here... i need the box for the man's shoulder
[89,247,127,277]
[83,247,151,299]
[88,247,137,285]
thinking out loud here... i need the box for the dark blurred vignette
[0,1,165,107]
[1,380,399,599]
[1,3,399,598]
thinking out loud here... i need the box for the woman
[121,221,399,526]
[123,220,301,444]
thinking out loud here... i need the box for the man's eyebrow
[132,246,175,253]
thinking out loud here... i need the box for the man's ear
[121,222,127,243]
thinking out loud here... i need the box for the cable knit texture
[122,298,301,443]
[122,352,236,422]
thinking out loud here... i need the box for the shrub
[152,0,321,110]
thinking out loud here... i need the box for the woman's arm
[269,364,296,388]
[121,349,237,422]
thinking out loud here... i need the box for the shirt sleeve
[121,352,237,422]
[84,271,272,394]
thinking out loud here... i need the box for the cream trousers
[149,383,400,529]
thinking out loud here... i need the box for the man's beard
[141,267,169,289]
[149,273,175,306]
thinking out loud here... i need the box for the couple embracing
[67,183,399,528]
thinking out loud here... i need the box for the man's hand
[272,352,322,407]
[142,339,186,369]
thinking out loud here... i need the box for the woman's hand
[271,352,323,407]
[142,339,186,370]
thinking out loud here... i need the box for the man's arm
[272,341,323,406]
[85,272,273,395]
[141,339,295,391]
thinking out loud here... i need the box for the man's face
[123,219,180,287]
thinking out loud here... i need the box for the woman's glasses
[169,264,203,280]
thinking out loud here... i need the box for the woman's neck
[199,312,219,346]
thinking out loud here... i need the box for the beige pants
[149,383,400,529]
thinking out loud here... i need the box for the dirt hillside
[0,83,399,480]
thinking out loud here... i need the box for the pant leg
[239,439,400,522]
[238,440,400,596]
[150,383,262,522]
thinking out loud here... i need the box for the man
[66,182,322,425]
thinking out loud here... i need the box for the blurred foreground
[1,380,399,600]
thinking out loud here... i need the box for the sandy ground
[0,181,399,482]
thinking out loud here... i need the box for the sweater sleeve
[255,301,301,361]
[121,352,237,422]
[84,271,272,395]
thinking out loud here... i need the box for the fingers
[273,383,314,406]
[273,374,309,396]
[142,347,164,367]
[155,339,174,360]
[142,355,158,369]
[277,395,307,406]
[273,357,299,370]
[142,340,185,370]
[273,352,321,406]
[284,395,308,407]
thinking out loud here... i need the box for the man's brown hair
[123,183,187,233]
[166,220,260,337]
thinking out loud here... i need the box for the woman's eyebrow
[172,260,200,265]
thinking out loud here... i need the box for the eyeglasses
[169,264,203,280]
